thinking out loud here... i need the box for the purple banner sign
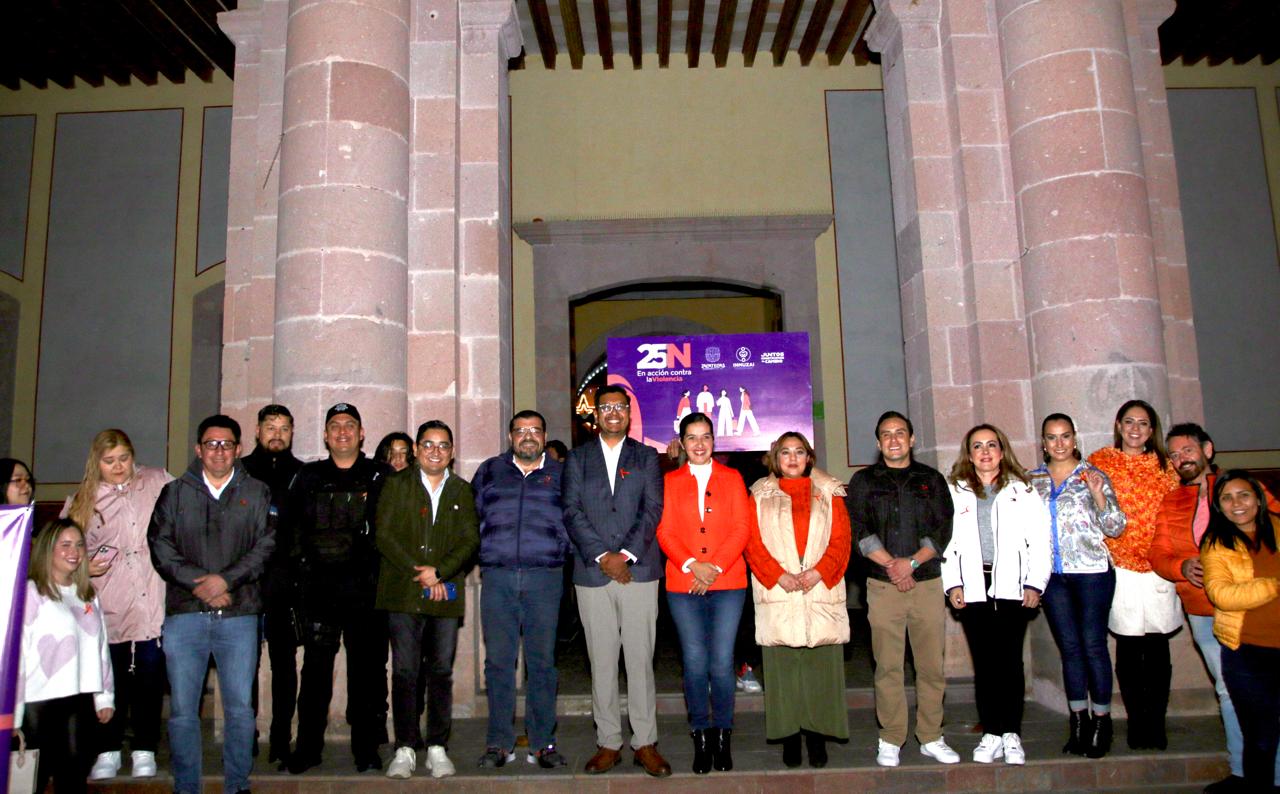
[0,506,34,793]
[607,332,813,453]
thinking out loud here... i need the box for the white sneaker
[89,751,122,780]
[386,747,416,779]
[130,750,157,778]
[972,733,1004,763]
[425,745,455,779]
[920,738,960,764]
[875,739,901,767]
[1001,733,1025,765]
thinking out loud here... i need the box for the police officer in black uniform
[286,403,392,774]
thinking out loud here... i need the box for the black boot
[804,730,828,769]
[781,733,802,768]
[1086,713,1113,759]
[1063,710,1089,755]
[691,729,713,775]
[1146,661,1172,751]
[712,728,733,771]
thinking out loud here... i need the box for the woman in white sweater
[17,517,114,794]
[942,424,1051,767]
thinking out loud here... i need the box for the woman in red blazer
[656,412,752,775]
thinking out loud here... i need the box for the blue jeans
[667,588,746,730]
[163,613,259,794]
[481,567,562,751]
[1188,613,1245,777]
[1042,569,1115,709]
[1222,643,1280,788]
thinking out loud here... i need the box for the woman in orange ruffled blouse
[1086,399,1179,750]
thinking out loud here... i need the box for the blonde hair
[29,518,95,602]
[68,429,135,531]
[948,423,1030,499]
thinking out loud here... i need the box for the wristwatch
[909,559,920,570]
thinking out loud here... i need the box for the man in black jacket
[240,404,304,766]
[847,411,956,769]
[286,403,392,774]
[149,414,273,794]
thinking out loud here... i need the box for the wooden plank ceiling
[0,0,1273,90]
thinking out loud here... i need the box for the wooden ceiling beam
[771,0,803,66]
[686,0,705,68]
[118,0,210,82]
[797,0,834,65]
[851,38,874,65]
[48,0,135,87]
[626,0,642,68]
[826,0,871,66]
[658,0,672,67]
[526,0,558,68]
[142,0,234,78]
[72,0,163,85]
[712,0,737,68]
[592,0,614,69]
[559,0,585,69]
[741,0,769,67]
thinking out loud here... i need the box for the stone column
[273,0,411,455]
[1000,0,1174,453]
[219,0,289,435]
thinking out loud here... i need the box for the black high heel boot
[691,729,713,774]
[781,733,802,768]
[712,728,732,771]
[1063,710,1089,755]
[1086,713,1113,759]
[804,730,828,769]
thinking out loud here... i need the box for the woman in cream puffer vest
[745,431,851,769]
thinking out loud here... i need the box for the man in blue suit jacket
[562,384,670,777]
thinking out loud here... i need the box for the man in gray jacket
[149,414,273,794]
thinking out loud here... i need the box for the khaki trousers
[576,579,659,749]
[866,576,947,746]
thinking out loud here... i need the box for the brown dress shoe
[584,746,621,774]
[633,744,672,777]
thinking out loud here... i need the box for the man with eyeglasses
[562,384,669,777]
[472,410,572,770]
[148,414,274,794]
[375,420,478,780]
[286,403,392,774]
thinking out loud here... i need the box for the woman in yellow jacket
[1202,470,1280,790]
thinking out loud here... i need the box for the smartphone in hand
[423,582,458,601]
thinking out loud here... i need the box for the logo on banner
[705,346,721,363]
[636,343,692,370]
[736,346,752,362]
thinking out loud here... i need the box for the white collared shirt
[600,435,625,494]
[420,467,450,521]
[203,470,231,500]
[681,461,716,573]
[512,453,545,477]
[594,436,636,564]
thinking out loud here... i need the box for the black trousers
[388,612,459,749]
[1222,643,1280,788]
[100,639,165,753]
[959,598,1032,736]
[294,608,389,758]
[22,693,97,794]
[1114,632,1172,731]
[259,605,301,750]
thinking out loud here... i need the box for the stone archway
[514,215,832,461]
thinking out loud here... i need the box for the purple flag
[607,332,813,453]
[0,506,34,794]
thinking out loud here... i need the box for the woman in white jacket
[942,424,1051,766]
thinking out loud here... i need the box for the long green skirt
[761,643,849,740]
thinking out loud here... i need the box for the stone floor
[87,696,1228,793]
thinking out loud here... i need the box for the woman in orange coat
[656,412,753,775]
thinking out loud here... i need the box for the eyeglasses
[201,440,237,451]
[511,427,544,437]
[596,403,629,414]
[419,441,453,451]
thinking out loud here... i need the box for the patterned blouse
[1086,447,1178,573]
[1029,461,1126,574]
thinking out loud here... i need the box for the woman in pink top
[63,429,172,781]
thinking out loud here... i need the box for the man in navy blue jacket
[562,385,669,776]
[472,410,571,770]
